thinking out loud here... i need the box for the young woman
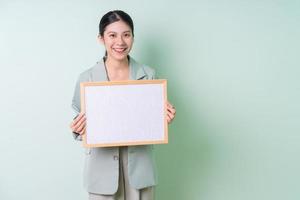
[70,10,176,200]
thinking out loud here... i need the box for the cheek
[103,37,113,44]
[126,38,133,46]
[104,41,114,49]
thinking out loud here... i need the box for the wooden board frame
[80,79,168,147]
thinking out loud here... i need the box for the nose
[116,36,125,45]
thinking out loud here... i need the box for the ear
[97,34,104,44]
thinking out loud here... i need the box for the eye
[124,33,131,37]
[109,34,116,38]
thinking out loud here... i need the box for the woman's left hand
[166,101,176,124]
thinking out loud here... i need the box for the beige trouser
[88,147,154,200]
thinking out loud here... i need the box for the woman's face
[99,20,133,61]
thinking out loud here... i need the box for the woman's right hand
[70,112,86,135]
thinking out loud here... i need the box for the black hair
[99,10,134,37]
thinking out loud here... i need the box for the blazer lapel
[90,59,108,82]
[129,57,147,80]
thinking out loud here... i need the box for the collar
[90,56,146,81]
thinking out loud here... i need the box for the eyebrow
[106,31,131,34]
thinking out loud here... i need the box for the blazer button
[113,155,119,161]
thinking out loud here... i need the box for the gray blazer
[71,56,157,195]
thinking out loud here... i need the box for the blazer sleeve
[71,72,89,141]
[72,75,81,114]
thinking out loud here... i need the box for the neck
[105,56,129,70]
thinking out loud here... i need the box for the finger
[167,111,174,121]
[74,117,86,132]
[70,121,77,131]
[75,121,86,133]
[79,126,86,135]
[167,109,174,117]
[167,106,176,114]
[166,102,172,109]
[166,115,171,124]
[74,112,85,124]
[167,102,175,112]
[73,117,86,130]
[69,121,74,129]
[70,116,83,130]
[78,124,86,135]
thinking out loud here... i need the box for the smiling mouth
[113,48,127,53]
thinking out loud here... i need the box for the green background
[0,0,299,199]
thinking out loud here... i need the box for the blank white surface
[84,83,165,145]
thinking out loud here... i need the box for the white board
[80,80,168,147]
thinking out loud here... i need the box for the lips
[113,48,127,53]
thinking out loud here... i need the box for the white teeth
[113,48,126,53]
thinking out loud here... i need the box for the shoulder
[76,62,100,81]
[142,64,155,77]
[131,57,156,79]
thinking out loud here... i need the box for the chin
[111,53,129,61]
